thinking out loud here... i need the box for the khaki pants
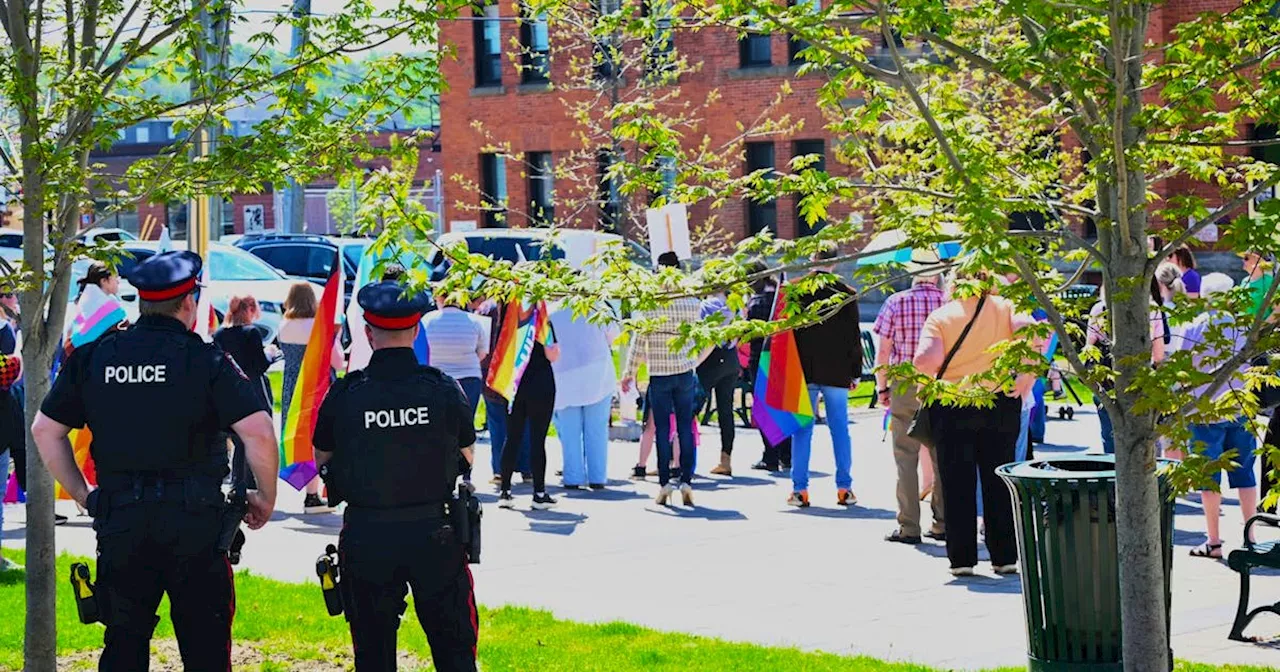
[890,389,944,537]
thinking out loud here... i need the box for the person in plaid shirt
[873,273,946,545]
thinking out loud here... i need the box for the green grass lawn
[0,549,1273,672]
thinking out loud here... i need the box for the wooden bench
[1227,513,1280,641]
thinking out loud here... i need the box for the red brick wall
[231,193,276,235]
[438,6,846,242]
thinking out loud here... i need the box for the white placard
[645,203,691,265]
[450,220,477,233]
[1189,215,1218,243]
[243,205,265,233]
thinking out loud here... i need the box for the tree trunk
[19,150,57,672]
[1105,5,1168,664]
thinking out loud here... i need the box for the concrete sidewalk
[4,405,1278,669]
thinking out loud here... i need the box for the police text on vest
[365,407,430,429]
[105,365,166,384]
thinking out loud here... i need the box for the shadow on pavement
[646,505,747,521]
[519,510,588,536]
[781,505,896,520]
[953,575,1023,594]
[558,488,649,502]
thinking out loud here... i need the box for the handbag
[907,293,988,449]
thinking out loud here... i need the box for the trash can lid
[997,454,1117,481]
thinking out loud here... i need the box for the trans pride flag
[752,287,814,446]
[345,246,429,372]
[280,257,343,490]
[485,301,552,406]
[68,285,127,349]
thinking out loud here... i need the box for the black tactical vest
[81,318,226,479]
[325,360,462,509]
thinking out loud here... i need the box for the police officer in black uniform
[33,251,279,671]
[314,281,478,672]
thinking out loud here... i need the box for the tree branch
[1153,171,1280,263]
[1011,250,1116,415]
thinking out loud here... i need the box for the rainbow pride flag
[752,351,814,446]
[485,301,552,406]
[763,288,813,417]
[54,428,95,501]
[68,285,127,349]
[280,259,343,490]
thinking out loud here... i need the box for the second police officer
[32,251,279,671]
[314,280,479,672]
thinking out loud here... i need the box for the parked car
[118,240,309,344]
[429,228,644,273]
[77,227,138,244]
[234,233,368,301]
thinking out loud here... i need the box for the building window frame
[527,151,555,226]
[791,139,826,236]
[642,0,675,80]
[520,3,550,84]
[474,3,503,88]
[740,31,772,68]
[787,0,818,64]
[597,149,621,232]
[480,153,508,228]
[745,141,777,235]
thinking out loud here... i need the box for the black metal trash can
[997,455,1174,671]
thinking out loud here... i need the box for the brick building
[438,1,1276,253]
[438,5,856,243]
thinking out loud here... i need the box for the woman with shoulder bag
[913,270,1037,577]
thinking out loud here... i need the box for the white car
[431,228,643,272]
[114,241,315,344]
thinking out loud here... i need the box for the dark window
[528,152,555,225]
[642,0,675,79]
[792,139,826,236]
[646,154,677,206]
[520,4,550,83]
[251,245,336,280]
[598,149,621,232]
[740,32,772,68]
[788,0,817,64]
[745,142,776,235]
[594,0,621,80]
[474,4,503,87]
[1251,124,1279,215]
[166,201,188,240]
[481,154,508,228]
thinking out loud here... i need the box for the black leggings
[700,368,737,455]
[500,376,555,493]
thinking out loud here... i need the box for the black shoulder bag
[907,293,988,449]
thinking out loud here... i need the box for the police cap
[358,281,430,330]
[127,250,202,302]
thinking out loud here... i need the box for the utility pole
[280,0,311,233]
[190,3,230,258]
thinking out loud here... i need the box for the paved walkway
[4,405,1278,669]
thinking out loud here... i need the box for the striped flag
[68,285,127,349]
[279,253,343,491]
[345,246,428,372]
[751,285,813,446]
[485,300,552,407]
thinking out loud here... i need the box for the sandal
[1189,542,1223,559]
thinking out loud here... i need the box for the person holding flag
[786,249,862,508]
[491,297,560,511]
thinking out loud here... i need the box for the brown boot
[710,452,732,476]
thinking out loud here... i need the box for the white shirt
[422,307,488,381]
[549,307,618,410]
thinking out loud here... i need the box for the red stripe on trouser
[225,557,236,672]
[465,566,478,657]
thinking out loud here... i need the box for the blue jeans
[1098,403,1115,454]
[554,396,612,486]
[791,385,852,493]
[648,371,699,486]
[1190,417,1258,489]
[486,396,531,475]
[458,378,483,479]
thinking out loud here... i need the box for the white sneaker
[655,483,675,506]
[680,482,694,506]
[950,566,975,577]
[994,564,1019,575]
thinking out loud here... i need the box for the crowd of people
[1,242,1277,578]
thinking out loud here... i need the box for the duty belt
[91,477,223,515]
[343,502,448,524]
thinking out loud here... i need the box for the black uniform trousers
[340,516,478,672]
[929,395,1021,570]
[93,496,233,671]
